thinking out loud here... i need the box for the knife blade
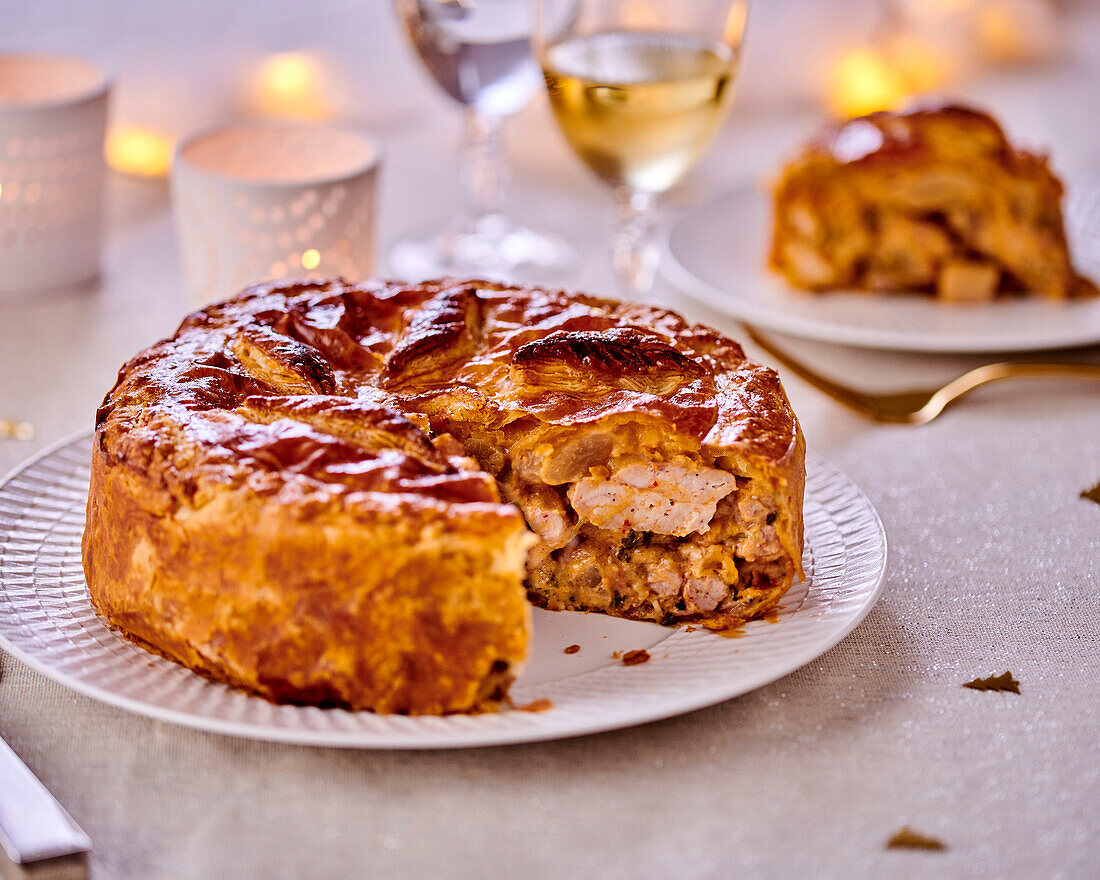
[0,735,90,880]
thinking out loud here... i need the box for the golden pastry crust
[769,103,1097,300]
[84,278,805,713]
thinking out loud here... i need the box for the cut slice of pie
[769,103,1097,301]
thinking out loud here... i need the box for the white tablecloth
[1,3,1098,878]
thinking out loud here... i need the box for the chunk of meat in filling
[646,556,683,599]
[535,482,790,623]
[734,493,783,561]
[516,482,574,547]
[567,459,737,537]
[500,475,576,569]
[683,575,726,613]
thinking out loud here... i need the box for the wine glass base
[388,215,577,284]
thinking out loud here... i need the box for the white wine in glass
[535,0,748,294]
[391,0,576,281]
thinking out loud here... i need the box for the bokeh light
[252,53,332,119]
[105,126,174,178]
[828,48,907,118]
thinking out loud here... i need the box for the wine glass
[534,0,749,295]
[391,0,576,281]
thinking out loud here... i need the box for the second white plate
[0,434,887,749]
[661,182,1100,352]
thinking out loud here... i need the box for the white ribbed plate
[0,434,886,749]
[662,179,1100,352]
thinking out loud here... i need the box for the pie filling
[773,191,1064,302]
[446,420,793,627]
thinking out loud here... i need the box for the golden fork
[742,324,1100,425]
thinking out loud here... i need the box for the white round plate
[661,180,1100,352]
[0,434,887,749]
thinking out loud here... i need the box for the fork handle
[936,362,1100,408]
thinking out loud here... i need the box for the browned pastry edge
[812,102,1015,167]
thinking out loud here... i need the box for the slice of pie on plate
[769,103,1097,302]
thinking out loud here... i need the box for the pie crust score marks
[84,278,805,714]
[769,103,1098,301]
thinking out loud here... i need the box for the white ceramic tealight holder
[171,122,382,308]
[0,54,110,293]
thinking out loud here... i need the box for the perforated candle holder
[171,122,382,307]
[0,54,110,292]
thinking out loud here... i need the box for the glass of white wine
[391,0,576,281]
[534,0,749,295]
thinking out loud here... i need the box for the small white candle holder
[171,121,382,307]
[0,53,110,293]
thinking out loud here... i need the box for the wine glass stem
[462,108,507,223]
[611,188,661,297]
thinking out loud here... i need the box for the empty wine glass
[391,0,576,281]
[534,0,749,295]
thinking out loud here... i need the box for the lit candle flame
[105,126,174,178]
[978,0,1056,63]
[827,48,907,118]
[253,53,332,119]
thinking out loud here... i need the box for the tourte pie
[769,103,1097,301]
[83,278,805,714]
